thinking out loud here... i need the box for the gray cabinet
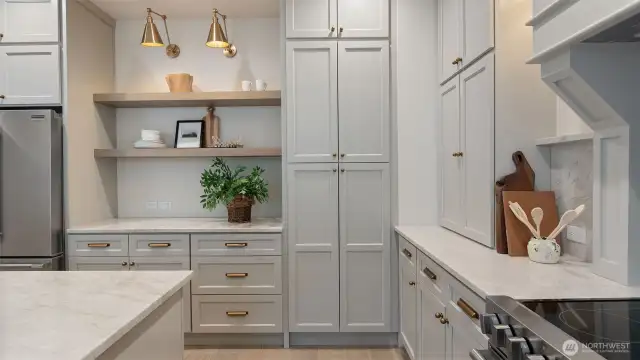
[339,163,390,332]
[0,0,59,43]
[287,163,340,332]
[68,256,129,271]
[399,240,417,360]
[419,283,446,359]
[0,45,61,105]
[286,40,390,163]
[191,256,282,295]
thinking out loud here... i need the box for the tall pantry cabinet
[285,0,391,333]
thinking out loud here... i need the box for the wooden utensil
[503,191,560,256]
[531,207,544,238]
[547,205,585,240]
[495,152,535,254]
[508,202,539,239]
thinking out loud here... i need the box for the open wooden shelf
[93,91,281,108]
[94,148,282,158]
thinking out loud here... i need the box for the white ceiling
[88,0,280,19]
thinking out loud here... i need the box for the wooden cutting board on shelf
[495,152,535,254]
[502,191,560,257]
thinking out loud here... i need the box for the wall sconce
[206,8,237,58]
[141,8,180,58]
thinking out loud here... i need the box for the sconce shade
[206,12,229,48]
[141,17,164,46]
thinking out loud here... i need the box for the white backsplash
[550,141,593,261]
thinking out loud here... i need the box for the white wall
[65,0,117,227]
[556,96,592,135]
[394,0,439,226]
[114,18,282,218]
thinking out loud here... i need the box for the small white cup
[255,79,267,91]
[241,81,252,91]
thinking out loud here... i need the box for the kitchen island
[0,270,192,360]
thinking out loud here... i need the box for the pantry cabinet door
[0,0,59,43]
[286,41,338,163]
[68,257,129,271]
[439,0,461,83]
[0,45,60,105]
[439,79,463,234]
[337,0,389,38]
[339,163,390,332]
[286,0,337,38]
[461,0,494,66]
[459,53,494,247]
[288,163,339,332]
[338,41,389,163]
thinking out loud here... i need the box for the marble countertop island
[67,217,283,234]
[0,271,192,360]
[396,225,640,300]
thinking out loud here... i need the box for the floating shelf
[93,91,281,108]
[535,133,594,146]
[94,148,282,158]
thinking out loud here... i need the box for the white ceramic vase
[527,238,561,264]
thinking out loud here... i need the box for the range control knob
[480,314,500,334]
[491,324,514,347]
[507,337,531,360]
[525,356,546,360]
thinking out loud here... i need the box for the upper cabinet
[438,0,493,84]
[0,45,61,105]
[0,0,60,43]
[286,0,388,39]
[287,40,389,163]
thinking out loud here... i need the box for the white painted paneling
[286,0,336,38]
[338,0,389,38]
[439,80,462,232]
[461,0,494,66]
[114,18,282,218]
[338,41,389,163]
[0,0,59,43]
[395,0,439,226]
[438,0,460,83]
[0,45,61,105]
[556,96,592,135]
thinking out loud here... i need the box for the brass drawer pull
[402,248,412,258]
[225,242,248,248]
[423,267,437,281]
[225,273,248,278]
[226,311,249,317]
[148,243,171,248]
[457,298,479,320]
[87,243,111,248]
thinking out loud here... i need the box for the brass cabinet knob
[440,318,449,325]
[452,57,462,65]
[340,153,345,158]
[0,95,5,99]
[409,281,416,286]
[339,26,344,33]
[458,152,464,157]
[129,261,135,266]
[332,153,337,157]
[121,261,127,266]
[452,153,458,157]
[435,312,443,319]
[333,169,337,173]
[0,33,3,38]
[331,26,336,32]
[340,168,345,173]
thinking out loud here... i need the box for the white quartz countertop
[396,225,640,300]
[67,217,283,234]
[0,271,192,360]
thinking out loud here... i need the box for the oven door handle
[469,349,502,360]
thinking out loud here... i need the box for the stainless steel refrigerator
[0,110,63,270]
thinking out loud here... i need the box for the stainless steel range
[472,296,637,360]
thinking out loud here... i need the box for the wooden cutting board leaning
[495,152,535,254]
[502,191,561,257]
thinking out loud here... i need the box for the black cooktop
[522,300,640,360]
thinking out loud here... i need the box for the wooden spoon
[508,202,540,239]
[548,205,585,240]
[531,207,544,238]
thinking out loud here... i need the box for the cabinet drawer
[67,235,129,257]
[191,256,282,295]
[191,234,282,256]
[129,234,189,257]
[417,251,446,297]
[448,278,486,331]
[399,236,417,267]
[192,295,282,333]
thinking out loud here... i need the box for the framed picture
[174,120,204,148]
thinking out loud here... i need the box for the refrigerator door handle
[0,263,46,269]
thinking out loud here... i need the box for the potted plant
[200,157,269,223]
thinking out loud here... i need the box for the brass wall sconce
[206,8,237,58]
[141,8,180,58]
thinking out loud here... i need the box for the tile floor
[183,348,404,360]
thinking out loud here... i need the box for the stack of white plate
[134,129,167,148]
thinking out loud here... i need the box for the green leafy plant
[200,157,269,211]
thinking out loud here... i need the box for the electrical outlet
[145,201,158,210]
[566,225,587,244]
[158,201,172,211]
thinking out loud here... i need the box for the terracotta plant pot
[226,195,253,223]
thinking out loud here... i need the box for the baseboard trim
[289,332,398,348]
[184,332,399,348]
[185,333,285,347]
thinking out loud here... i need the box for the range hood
[528,2,640,285]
